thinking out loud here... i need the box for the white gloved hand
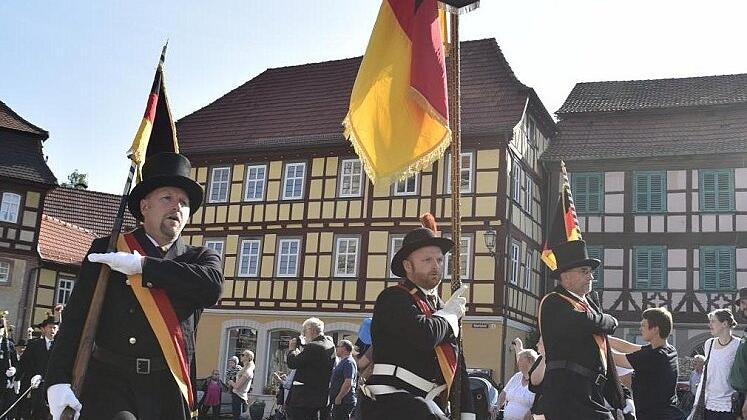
[88,251,143,275]
[5,366,15,377]
[48,383,82,420]
[433,285,468,337]
[30,374,42,389]
[623,398,635,414]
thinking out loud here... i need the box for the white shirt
[567,290,588,304]
[693,337,740,412]
[503,372,535,420]
[45,337,53,351]
[145,233,177,252]
[232,363,255,401]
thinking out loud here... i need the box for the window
[389,235,404,277]
[282,163,306,200]
[524,249,533,290]
[225,327,257,377]
[339,159,363,197]
[700,169,734,212]
[510,241,521,285]
[512,165,522,202]
[0,193,21,223]
[208,167,230,203]
[634,247,667,289]
[446,152,473,193]
[444,235,471,279]
[571,172,604,214]
[277,239,301,277]
[267,330,296,383]
[525,174,533,214]
[55,277,75,305]
[244,165,267,201]
[394,174,418,196]
[587,246,604,288]
[634,171,666,213]
[237,239,261,277]
[700,246,735,290]
[334,237,359,277]
[204,239,225,260]
[0,261,10,284]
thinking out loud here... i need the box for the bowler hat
[391,227,454,278]
[127,152,203,221]
[549,240,600,279]
[35,316,59,329]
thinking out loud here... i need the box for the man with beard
[361,216,475,419]
[728,288,747,418]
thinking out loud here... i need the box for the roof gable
[0,100,48,138]
[43,186,138,237]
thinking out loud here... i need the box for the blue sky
[3,0,747,194]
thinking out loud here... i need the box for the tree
[62,169,88,189]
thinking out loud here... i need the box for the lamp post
[483,226,497,257]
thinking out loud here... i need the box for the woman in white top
[228,350,255,420]
[690,309,740,420]
[499,339,538,420]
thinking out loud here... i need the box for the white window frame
[388,235,405,277]
[512,165,522,202]
[237,239,262,277]
[208,166,231,203]
[0,192,21,223]
[444,235,471,280]
[339,159,363,198]
[204,239,225,260]
[510,241,521,285]
[394,174,418,196]
[446,152,474,194]
[524,249,533,290]
[334,237,360,277]
[244,164,267,202]
[525,173,533,214]
[0,261,10,284]
[276,238,301,277]
[55,276,75,305]
[282,163,306,200]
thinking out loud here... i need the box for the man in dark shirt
[329,339,357,420]
[609,307,682,420]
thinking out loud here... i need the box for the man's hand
[289,338,298,351]
[88,251,143,275]
[433,285,468,337]
[5,366,15,377]
[30,374,42,389]
[512,337,524,352]
[48,383,82,420]
[335,396,342,405]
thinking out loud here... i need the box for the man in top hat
[0,314,19,418]
[45,152,223,420]
[18,315,58,420]
[539,240,622,420]
[361,214,475,420]
[728,287,747,418]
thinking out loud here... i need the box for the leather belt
[92,345,168,375]
[371,364,446,400]
[546,360,606,386]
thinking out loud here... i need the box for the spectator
[329,339,357,420]
[200,369,222,420]
[228,350,255,420]
[286,317,335,420]
[691,355,706,397]
[528,337,545,420]
[689,309,740,420]
[728,287,747,419]
[499,340,537,420]
[226,355,242,383]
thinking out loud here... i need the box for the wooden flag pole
[447,10,463,420]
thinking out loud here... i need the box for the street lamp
[483,226,497,257]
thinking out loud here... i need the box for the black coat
[19,337,51,384]
[286,334,336,409]
[46,228,223,419]
[366,279,475,417]
[0,336,18,388]
[540,285,620,420]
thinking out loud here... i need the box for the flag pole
[447,10,463,420]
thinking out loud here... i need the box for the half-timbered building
[177,38,556,391]
[543,73,747,365]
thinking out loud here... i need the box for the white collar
[145,233,177,251]
[567,290,588,303]
[416,285,439,299]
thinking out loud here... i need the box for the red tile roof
[557,73,747,114]
[38,215,96,265]
[177,38,555,155]
[43,186,138,237]
[0,100,48,138]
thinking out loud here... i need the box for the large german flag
[127,43,179,180]
[541,161,583,271]
[343,0,450,185]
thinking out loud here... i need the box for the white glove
[461,414,476,420]
[623,398,635,414]
[433,285,468,337]
[5,366,15,377]
[48,383,82,420]
[88,251,143,275]
[30,374,42,389]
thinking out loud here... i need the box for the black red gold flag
[541,161,583,271]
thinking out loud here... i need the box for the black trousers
[359,393,447,420]
[287,405,330,420]
[542,370,615,420]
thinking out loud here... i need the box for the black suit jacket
[368,279,475,414]
[19,337,51,384]
[45,228,223,404]
[286,334,336,408]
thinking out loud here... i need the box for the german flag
[343,0,450,185]
[127,43,179,180]
[541,161,583,271]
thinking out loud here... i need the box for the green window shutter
[650,172,665,212]
[572,173,603,214]
[717,248,734,289]
[702,246,735,290]
[635,248,650,288]
[717,171,733,211]
[635,173,649,212]
[649,248,666,289]
[701,170,733,212]
[588,174,602,212]
[701,247,718,290]
[635,247,666,289]
[572,174,588,213]
[587,247,604,288]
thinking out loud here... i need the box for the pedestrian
[528,337,546,420]
[360,215,475,419]
[499,339,537,420]
[45,152,224,420]
[728,287,747,419]
[228,350,255,420]
[200,369,222,420]
[539,239,623,420]
[681,355,706,413]
[286,317,336,420]
[608,307,682,419]
[0,318,19,419]
[18,315,57,420]
[226,356,242,383]
[329,339,357,420]
[689,309,740,420]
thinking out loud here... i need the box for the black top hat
[549,240,600,279]
[36,316,59,329]
[391,228,454,278]
[127,152,204,221]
